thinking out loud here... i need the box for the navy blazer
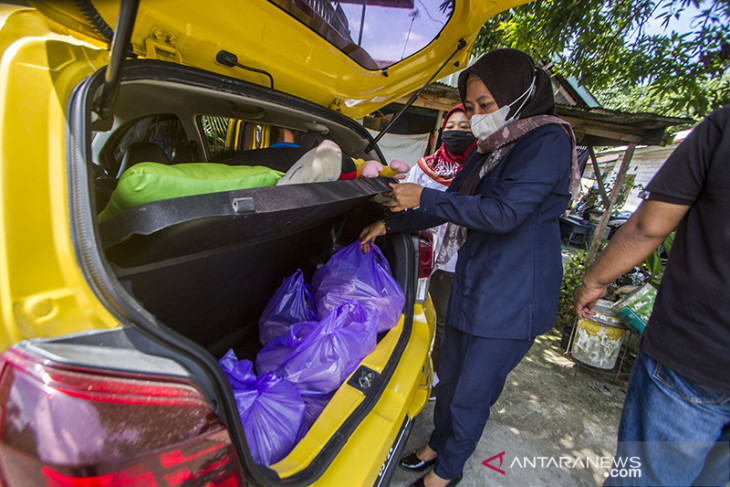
[385,124,571,339]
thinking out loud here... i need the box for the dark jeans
[605,349,730,486]
[429,270,454,373]
[428,325,534,480]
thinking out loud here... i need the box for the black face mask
[441,130,475,155]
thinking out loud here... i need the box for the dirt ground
[390,327,638,487]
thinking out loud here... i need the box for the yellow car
[0,1,520,486]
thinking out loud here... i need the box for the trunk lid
[31,0,525,118]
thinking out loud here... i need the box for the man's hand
[572,199,690,320]
[381,182,423,212]
[574,278,607,319]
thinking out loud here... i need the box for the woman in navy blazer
[360,49,577,487]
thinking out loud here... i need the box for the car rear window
[199,115,304,160]
[268,0,453,70]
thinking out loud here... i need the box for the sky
[331,0,712,68]
[337,0,450,64]
[642,1,705,37]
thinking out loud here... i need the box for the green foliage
[613,174,637,213]
[556,250,589,330]
[614,231,675,288]
[592,75,730,123]
[642,251,665,285]
[641,232,675,285]
[474,0,730,118]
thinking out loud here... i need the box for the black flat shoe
[399,449,437,471]
[408,473,463,487]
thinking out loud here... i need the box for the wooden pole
[587,143,636,262]
[588,145,610,208]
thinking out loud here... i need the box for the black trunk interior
[99,178,410,361]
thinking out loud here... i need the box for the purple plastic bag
[303,392,334,428]
[219,350,306,466]
[259,269,318,344]
[312,241,405,333]
[255,320,318,375]
[219,348,257,388]
[255,301,377,397]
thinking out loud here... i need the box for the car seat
[95,142,171,212]
[117,141,171,178]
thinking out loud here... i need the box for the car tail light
[416,229,434,303]
[0,348,245,487]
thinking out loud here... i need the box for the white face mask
[469,75,536,140]
[470,106,510,140]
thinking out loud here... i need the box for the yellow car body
[0,1,523,486]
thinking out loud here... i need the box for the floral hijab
[417,104,476,186]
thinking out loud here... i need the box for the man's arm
[574,199,690,319]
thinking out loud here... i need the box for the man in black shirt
[574,104,730,486]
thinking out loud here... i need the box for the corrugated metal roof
[564,76,601,108]
[556,104,691,128]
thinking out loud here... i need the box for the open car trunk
[100,178,414,358]
[70,61,419,482]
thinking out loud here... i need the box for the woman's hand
[381,182,423,212]
[359,220,387,254]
